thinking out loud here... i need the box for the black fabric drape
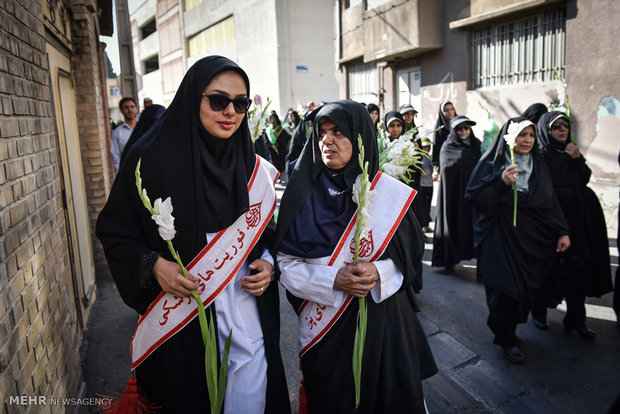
[96,55,289,413]
[521,103,548,124]
[274,100,436,414]
[119,104,166,167]
[465,117,569,314]
[536,111,612,299]
[432,128,481,268]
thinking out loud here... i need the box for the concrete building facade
[0,0,113,410]
[128,0,340,116]
[335,0,620,231]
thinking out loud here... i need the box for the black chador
[96,56,290,413]
[274,100,437,414]
[432,117,481,269]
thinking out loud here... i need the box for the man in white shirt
[110,97,138,172]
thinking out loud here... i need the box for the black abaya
[465,117,569,346]
[431,128,481,268]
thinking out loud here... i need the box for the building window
[472,8,566,88]
[144,56,159,74]
[188,17,235,57]
[109,85,120,96]
[185,0,205,11]
[347,60,378,104]
[366,0,390,10]
[140,18,157,40]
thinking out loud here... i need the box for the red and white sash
[131,156,278,369]
[297,172,416,357]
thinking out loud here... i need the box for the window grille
[472,8,566,88]
[348,61,378,104]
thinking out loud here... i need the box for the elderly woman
[530,111,612,338]
[96,56,290,413]
[465,117,570,364]
[274,100,437,413]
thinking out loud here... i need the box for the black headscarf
[537,111,570,154]
[274,100,424,291]
[367,103,380,131]
[98,56,257,288]
[287,110,301,128]
[119,104,166,167]
[521,103,548,124]
[432,101,457,168]
[275,100,379,257]
[383,110,405,140]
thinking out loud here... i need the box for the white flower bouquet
[246,97,272,142]
[378,125,433,184]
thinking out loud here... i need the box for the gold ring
[260,286,264,292]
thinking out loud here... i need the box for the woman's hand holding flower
[556,235,571,252]
[241,259,273,296]
[565,143,581,159]
[334,262,379,298]
[502,164,519,186]
[153,256,200,297]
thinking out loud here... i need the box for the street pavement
[80,182,620,413]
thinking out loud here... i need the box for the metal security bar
[472,8,566,88]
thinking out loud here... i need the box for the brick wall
[0,0,108,412]
[70,2,113,266]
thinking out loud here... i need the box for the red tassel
[98,374,159,413]
[298,379,308,414]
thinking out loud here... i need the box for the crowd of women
[95,55,617,413]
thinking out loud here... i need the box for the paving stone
[423,371,490,413]
[452,359,524,407]
[427,331,477,371]
[418,313,439,336]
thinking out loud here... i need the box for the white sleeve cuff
[277,253,343,306]
[370,259,403,303]
[260,248,274,266]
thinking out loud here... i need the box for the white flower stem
[352,135,369,409]
[510,148,517,227]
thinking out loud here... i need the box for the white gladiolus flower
[152,197,176,240]
[556,82,566,107]
[503,122,520,150]
[503,120,533,150]
[382,161,408,178]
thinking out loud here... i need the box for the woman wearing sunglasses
[432,115,481,270]
[96,56,290,413]
[465,117,570,364]
[530,112,612,339]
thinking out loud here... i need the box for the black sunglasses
[550,120,570,130]
[202,93,252,114]
[455,125,471,132]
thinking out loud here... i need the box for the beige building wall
[336,0,620,234]
[129,0,339,116]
